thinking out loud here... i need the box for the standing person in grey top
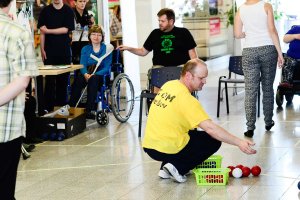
[234,0,284,138]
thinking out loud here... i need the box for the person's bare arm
[0,76,30,106]
[199,119,257,155]
[117,45,149,56]
[283,34,300,43]
[265,3,284,67]
[40,32,46,61]
[234,9,246,39]
[40,25,69,35]
[188,48,198,59]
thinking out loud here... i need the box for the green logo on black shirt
[161,35,175,54]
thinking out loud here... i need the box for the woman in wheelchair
[281,25,300,88]
[69,25,112,119]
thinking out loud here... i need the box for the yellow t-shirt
[142,80,210,154]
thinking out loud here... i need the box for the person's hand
[277,53,284,68]
[40,25,48,34]
[84,73,92,81]
[117,45,129,51]
[237,139,256,154]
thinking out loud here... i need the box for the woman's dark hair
[157,8,175,22]
[0,0,13,8]
[88,24,105,43]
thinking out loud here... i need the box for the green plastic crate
[196,155,222,169]
[193,168,230,186]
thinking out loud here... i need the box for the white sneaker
[163,163,187,183]
[58,105,70,116]
[158,169,171,179]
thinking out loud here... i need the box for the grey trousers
[242,45,278,130]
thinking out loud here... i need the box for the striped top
[0,9,39,143]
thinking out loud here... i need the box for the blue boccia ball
[298,181,300,190]
[57,132,65,141]
[49,132,57,141]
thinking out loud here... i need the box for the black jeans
[69,74,104,112]
[0,137,22,200]
[24,95,37,141]
[144,130,221,175]
[37,56,71,114]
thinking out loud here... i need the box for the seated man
[142,58,256,183]
[69,25,112,119]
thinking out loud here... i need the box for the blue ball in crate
[49,132,57,141]
[57,132,65,141]
[41,133,49,141]
[298,181,300,190]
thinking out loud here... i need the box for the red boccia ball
[242,166,251,177]
[227,166,235,177]
[251,165,261,176]
[236,164,244,170]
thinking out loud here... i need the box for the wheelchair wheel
[285,93,294,104]
[275,88,283,107]
[96,111,109,125]
[111,73,135,123]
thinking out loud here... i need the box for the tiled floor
[16,56,300,200]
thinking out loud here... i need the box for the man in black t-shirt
[37,0,74,113]
[118,8,198,67]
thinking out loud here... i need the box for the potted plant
[225,2,237,27]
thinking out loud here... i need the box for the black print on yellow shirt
[161,35,175,54]
[153,91,176,108]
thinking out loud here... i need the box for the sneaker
[21,145,31,160]
[244,130,254,138]
[23,143,35,152]
[266,120,275,131]
[158,169,171,179]
[163,163,187,183]
[22,151,31,160]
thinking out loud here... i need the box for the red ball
[251,165,261,176]
[236,164,244,170]
[242,166,251,177]
[227,166,235,177]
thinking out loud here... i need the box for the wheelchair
[138,66,183,137]
[275,55,300,107]
[78,49,135,125]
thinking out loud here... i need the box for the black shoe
[86,112,95,120]
[22,152,31,160]
[266,121,275,131]
[244,130,254,138]
[23,144,35,152]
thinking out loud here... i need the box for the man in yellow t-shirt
[143,58,257,183]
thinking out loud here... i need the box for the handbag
[282,55,298,84]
